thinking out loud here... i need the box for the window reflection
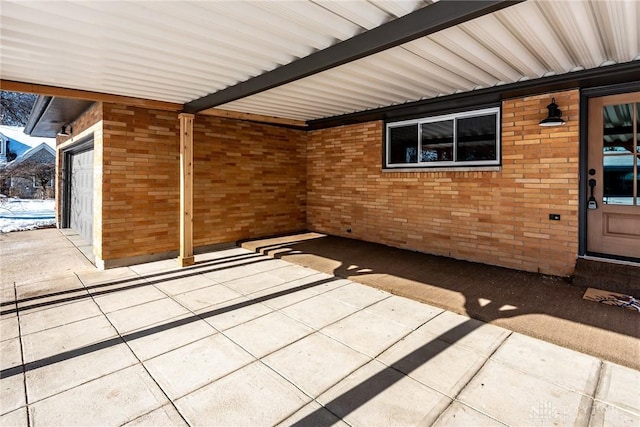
[456,115,497,161]
[603,154,634,205]
[602,103,633,154]
[389,124,418,164]
[421,120,453,162]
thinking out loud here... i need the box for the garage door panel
[69,149,94,245]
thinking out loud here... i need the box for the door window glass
[602,103,637,206]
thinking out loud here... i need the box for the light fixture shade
[539,97,566,127]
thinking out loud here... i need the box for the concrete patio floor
[1,229,639,426]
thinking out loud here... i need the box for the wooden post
[178,113,195,267]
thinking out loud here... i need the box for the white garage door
[69,149,94,244]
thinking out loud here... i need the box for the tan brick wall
[100,104,181,261]
[307,90,580,276]
[193,116,307,246]
[61,104,307,265]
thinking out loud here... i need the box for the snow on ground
[0,198,55,233]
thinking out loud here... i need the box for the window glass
[603,154,633,205]
[456,115,497,162]
[421,120,453,162]
[385,107,499,168]
[388,124,418,164]
[602,103,633,154]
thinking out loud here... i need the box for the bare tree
[0,160,54,199]
[1,91,36,126]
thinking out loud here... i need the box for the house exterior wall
[307,89,580,276]
[57,103,307,267]
[193,115,307,247]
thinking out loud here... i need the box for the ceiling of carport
[218,0,640,120]
[1,0,639,123]
[0,0,435,104]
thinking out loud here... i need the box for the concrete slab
[281,293,362,329]
[29,365,168,426]
[263,332,371,397]
[18,299,102,335]
[318,359,451,426]
[0,316,19,340]
[199,257,281,283]
[363,295,444,330]
[277,400,349,426]
[321,309,412,358]
[433,402,507,426]
[122,404,188,427]
[2,230,639,426]
[21,315,117,363]
[0,373,25,416]
[224,311,314,358]
[144,334,255,400]
[93,284,168,313]
[377,328,488,397]
[223,269,305,295]
[153,274,219,296]
[197,296,274,331]
[25,343,138,403]
[595,362,640,415]
[173,284,243,312]
[417,311,511,355]
[105,297,190,334]
[0,338,21,369]
[175,361,310,426]
[0,407,27,427]
[492,332,601,394]
[125,315,216,361]
[246,273,345,310]
[323,281,390,309]
[589,402,640,427]
[458,359,593,426]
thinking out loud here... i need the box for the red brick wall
[307,90,580,276]
[193,116,307,246]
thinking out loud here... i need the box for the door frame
[580,82,640,261]
[61,137,94,229]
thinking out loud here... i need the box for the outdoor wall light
[539,97,566,127]
[58,125,72,136]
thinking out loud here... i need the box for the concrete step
[572,258,640,297]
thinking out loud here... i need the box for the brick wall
[100,104,181,261]
[307,90,580,276]
[193,116,306,246]
[59,103,307,266]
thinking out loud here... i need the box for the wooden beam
[199,108,307,128]
[178,113,195,267]
[1,79,182,111]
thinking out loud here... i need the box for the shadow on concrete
[0,252,268,315]
[243,233,640,370]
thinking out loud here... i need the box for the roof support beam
[177,113,195,267]
[2,80,182,111]
[183,0,524,113]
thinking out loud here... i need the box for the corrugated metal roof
[219,0,640,121]
[1,0,638,122]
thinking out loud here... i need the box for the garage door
[69,149,94,244]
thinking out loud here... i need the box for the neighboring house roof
[0,126,56,166]
[6,143,55,167]
[3,1,639,126]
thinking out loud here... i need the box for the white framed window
[385,106,500,169]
